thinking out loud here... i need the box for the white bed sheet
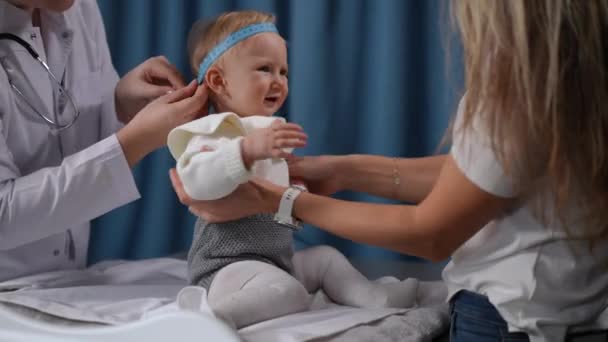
[0,258,449,341]
[241,286,449,342]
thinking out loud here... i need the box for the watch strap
[274,187,303,229]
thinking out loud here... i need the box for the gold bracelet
[392,157,401,186]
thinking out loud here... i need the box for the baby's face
[215,32,288,117]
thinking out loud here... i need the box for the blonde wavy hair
[187,10,276,77]
[453,0,608,245]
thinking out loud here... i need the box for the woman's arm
[293,156,511,260]
[270,155,511,261]
[172,155,513,261]
[337,154,446,203]
[289,154,446,203]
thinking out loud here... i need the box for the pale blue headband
[197,22,279,84]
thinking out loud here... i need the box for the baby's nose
[272,77,287,90]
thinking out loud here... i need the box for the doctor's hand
[287,155,345,196]
[169,169,283,223]
[115,56,186,123]
[117,81,209,167]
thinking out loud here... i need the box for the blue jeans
[449,291,608,342]
[449,290,530,342]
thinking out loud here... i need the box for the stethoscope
[0,33,77,261]
[0,32,80,132]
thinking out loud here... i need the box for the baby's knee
[271,278,311,308]
[297,245,343,261]
[313,245,340,256]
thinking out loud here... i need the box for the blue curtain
[89,0,463,264]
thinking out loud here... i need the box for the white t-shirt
[442,100,608,342]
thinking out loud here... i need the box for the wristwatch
[274,186,305,230]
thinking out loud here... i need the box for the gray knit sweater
[188,213,295,290]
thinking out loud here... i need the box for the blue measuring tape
[197,22,279,84]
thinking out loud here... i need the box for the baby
[168,10,417,329]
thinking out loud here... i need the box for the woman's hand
[117,81,208,167]
[115,56,186,122]
[169,169,284,222]
[241,120,308,168]
[287,155,346,196]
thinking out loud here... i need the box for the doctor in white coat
[0,0,208,282]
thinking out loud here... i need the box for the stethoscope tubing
[0,32,80,132]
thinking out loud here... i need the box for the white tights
[206,245,418,329]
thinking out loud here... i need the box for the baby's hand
[242,120,307,166]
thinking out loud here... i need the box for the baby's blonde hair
[187,10,276,77]
[452,0,608,247]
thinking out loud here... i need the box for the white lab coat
[0,0,140,281]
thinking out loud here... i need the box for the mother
[171,1,608,341]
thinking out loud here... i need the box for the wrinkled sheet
[241,281,449,342]
[0,258,449,341]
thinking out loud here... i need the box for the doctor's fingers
[139,83,174,100]
[170,84,209,118]
[144,56,186,89]
[158,80,197,104]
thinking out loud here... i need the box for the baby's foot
[177,286,213,314]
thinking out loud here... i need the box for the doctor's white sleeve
[176,135,252,200]
[0,120,140,250]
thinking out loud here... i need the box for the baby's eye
[257,65,271,72]
[281,69,289,78]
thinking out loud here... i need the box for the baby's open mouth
[264,96,279,105]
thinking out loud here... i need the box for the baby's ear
[205,67,226,95]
